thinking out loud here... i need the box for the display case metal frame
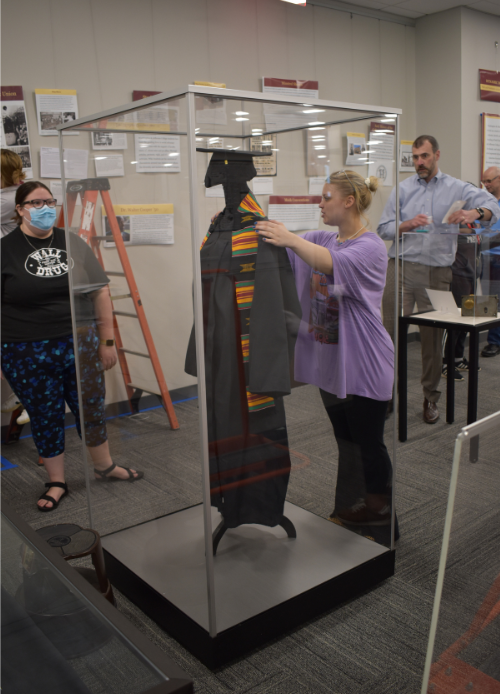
[57,85,401,668]
[421,410,500,694]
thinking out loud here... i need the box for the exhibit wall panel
[1,0,416,407]
[460,8,500,186]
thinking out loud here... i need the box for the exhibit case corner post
[1,502,194,694]
[421,410,500,694]
[58,87,401,667]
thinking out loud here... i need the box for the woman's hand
[255,220,297,248]
[98,345,118,371]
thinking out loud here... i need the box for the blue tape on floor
[1,456,18,471]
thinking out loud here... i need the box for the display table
[398,311,500,461]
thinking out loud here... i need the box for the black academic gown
[185,192,301,528]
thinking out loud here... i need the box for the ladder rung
[106,271,125,276]
[113,311,138,318]
[119,348,150,359]
[110,293,131,301]
[92,235,108,240]
[127,382,161,397]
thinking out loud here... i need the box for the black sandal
[38,481,68,512]
[94,463,144,482]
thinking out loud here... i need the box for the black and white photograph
[2,102,28,146]
[93,131,113,147]
[40,111,63,131]
[63,111,76,123]
[12,145,31,169]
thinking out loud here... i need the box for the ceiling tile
[380,5,424,17]
[340,0,388,8]
[469,1,500,15]
[389,0,467,12]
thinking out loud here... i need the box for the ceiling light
[311,136,325,140]
[261,140,273,144]
[164,163,172,167]
[302,109,324,114]
[308,126,325,131]
[95,156,107,160]
[376,129,391,133]
[271,148,279,151]
[384,113,397,117]
[130,161,137,164]
[235,117,249,121]
[314,146,326,150]
[280,0,306,4]
[367,140,382,145]
[308,121,325,126]
[380,118,395,123]
[168,152,179,156]
[318,155,326,158]
[235,111,249,116]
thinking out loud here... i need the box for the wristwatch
[100,339,115,346]
[476,207,485,220]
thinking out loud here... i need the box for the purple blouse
[287,230,394,401]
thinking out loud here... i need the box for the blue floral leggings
[1,325,107,458]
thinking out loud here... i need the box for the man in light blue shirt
[378,135,500,424]
[480,166,500,357]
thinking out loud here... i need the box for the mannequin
[185,149,301,542]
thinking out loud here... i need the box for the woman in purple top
[256,169,395,530]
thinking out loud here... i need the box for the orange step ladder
[58,177,179,430]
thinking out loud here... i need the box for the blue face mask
[28,205,57,232]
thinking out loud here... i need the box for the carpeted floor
[2,341,499,693]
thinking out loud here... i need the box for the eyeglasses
[481,175,499,185]
[20,198,57,209]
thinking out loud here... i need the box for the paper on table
[425,289,461,315]
[40,147,88,179]
[442,200,465,224]
[252,177,273,195]
[94,154,124,177]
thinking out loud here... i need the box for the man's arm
[448,184,500,226]
[377,185,429,238]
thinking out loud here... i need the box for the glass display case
[421,410,500,694]
[398,231,500,457]
[56,85,400,666]
[1,500,193,694]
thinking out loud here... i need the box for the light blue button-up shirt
[377,170,500,266]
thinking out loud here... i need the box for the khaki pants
[382,258,452,404]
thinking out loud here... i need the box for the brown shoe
[423,398,439,424]
[334,495,391,526]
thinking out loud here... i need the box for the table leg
[398,320,408,442]
[468,329,480,462]
[446,328,455,424]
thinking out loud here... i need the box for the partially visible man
[378,136,500,424]
[480,166,500,358]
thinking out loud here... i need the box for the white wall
[461,8,500,185]
[416,7,500,183]
[1,0,417,407]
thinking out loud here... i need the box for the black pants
[319,390,393,502]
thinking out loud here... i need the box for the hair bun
[366,176,379,193]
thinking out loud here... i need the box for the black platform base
[103,504,395,669]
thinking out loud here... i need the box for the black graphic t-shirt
[1,226,109,342]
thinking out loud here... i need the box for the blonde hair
[1,149,26,188]
[326,170,378,223]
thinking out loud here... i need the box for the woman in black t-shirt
[1,181,143,511]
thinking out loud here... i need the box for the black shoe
[442,365,464,381]
[455,358,480,372]
[481,343,500,358]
